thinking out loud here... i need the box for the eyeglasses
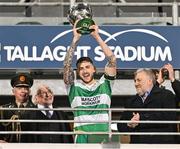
[39,91,52,97]
[37,89,53,98]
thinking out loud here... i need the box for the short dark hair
[76,57,93,68]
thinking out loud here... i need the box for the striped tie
[45,106,51,118]
[141,92,149,103]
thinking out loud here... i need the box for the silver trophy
[67,3,95,35]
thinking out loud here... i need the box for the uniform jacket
[0,99,35,142]
[117,85,177,144]
[21,106,73,143]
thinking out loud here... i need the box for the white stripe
[71,94,111,108]
[74,113,109,128]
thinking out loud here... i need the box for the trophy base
[76,18,95,35]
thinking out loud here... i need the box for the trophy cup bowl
[67,3,95,35]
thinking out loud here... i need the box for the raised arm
[90,25,117,76]
[63,24,81,85]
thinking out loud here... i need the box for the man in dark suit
[156,63,180,142]
[117,68,177,144]
[0,73,35,143]
[21,85,73,143]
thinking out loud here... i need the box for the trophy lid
[67,3,93,25]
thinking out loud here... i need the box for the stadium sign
[0,26,179,69]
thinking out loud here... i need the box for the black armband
[104,74,116,80]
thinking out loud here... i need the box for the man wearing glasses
[21,85,73,143]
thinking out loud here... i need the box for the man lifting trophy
[67,3,95,35]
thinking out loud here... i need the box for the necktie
[141,92,149,103]
[18,104,25,116]
[19,104,24,108]
[45,107,51,118]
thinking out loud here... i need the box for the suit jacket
[117,85,177,144]
[21,106,73,143]
[172,79,180,100]
[0,99,35,142]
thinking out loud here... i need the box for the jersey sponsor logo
[81,95,101,106]
[71,94,111,108]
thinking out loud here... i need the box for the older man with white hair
[21,84,73,143]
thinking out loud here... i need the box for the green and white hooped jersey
[67,75,115,132]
